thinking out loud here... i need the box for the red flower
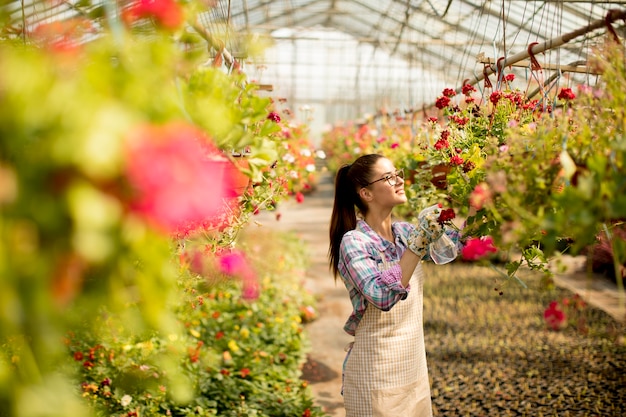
[240,368,251,378]
[490,91,503,105]
[462,84,476,96]
[434,139,449,150]
[73,351,84,361]
[437,208,456,224]
[450,115,468,126]
[267,112,281,123]
[220,369,230,376]
[544,301,567,330]
[435,96,451,109]
[449,155,464,166]
[427,116,438,123]
[302,409,312,417]
[295,192,305,203]
[461,236,497,261]
[504,73,515,82]
[442,88,456,98]
[31,18,94,54]
[557,88,576,101]
[462,161,476,173]
[215,331,225,340]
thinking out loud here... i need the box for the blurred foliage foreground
[0,1,324,416]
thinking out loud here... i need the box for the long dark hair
[328,154,383,279]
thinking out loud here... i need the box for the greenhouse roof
[3,1,626,125]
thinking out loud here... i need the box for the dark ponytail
[328,154,383,279]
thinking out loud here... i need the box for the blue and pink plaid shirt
[337,219,415,336]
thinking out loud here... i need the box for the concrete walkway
[252,170,625,416]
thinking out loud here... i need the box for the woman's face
[364,158,407,207]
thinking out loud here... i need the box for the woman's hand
[407,206,444,258]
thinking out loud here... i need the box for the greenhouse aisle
[252,171,352,416]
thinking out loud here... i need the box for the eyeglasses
[365,169,405,187]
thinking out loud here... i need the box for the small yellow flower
[227,339,240,352]
[239,327,250,339]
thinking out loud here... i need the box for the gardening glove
[407,204,444,259]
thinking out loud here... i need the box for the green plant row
[63,229,324,416]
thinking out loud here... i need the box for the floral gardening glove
[407,205,444,259]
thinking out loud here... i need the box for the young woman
[328,154,448,417]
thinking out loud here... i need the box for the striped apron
[343,257,432,417]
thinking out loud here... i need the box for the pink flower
[461,236,497,261]
[124,0,184,30]
[390,142,399,149]
[124,122,240,235]
[544,301,567,330]
[217,250,249,276]
[469,182,492,210]
[217,250,260,300]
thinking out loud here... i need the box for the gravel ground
[423,262,626,417]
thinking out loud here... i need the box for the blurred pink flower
[124,122,239,234]
[218,250,249,276]
[461,236,497,261]
[217,250,259,300]
[469,182,493,210]
[124,0,184,30]
[544,301,567,330]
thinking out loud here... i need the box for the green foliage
[0,2,321,415]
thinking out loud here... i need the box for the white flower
[315,150,326,159]
[305,164,316,172]
[284,153,295,163]
[300,148,312,157]
[121,395,132,407]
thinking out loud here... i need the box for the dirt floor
[252,171,626,417]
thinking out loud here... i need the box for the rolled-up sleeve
[339,232,408,311]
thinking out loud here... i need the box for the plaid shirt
[338,220,415,336]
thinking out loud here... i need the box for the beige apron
[343,255,432,417]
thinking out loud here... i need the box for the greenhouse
[1,1,625,416]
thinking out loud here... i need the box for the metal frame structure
[3,1,626,131]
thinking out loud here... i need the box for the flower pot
[410,162,451,190]
[431,163,451,189]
